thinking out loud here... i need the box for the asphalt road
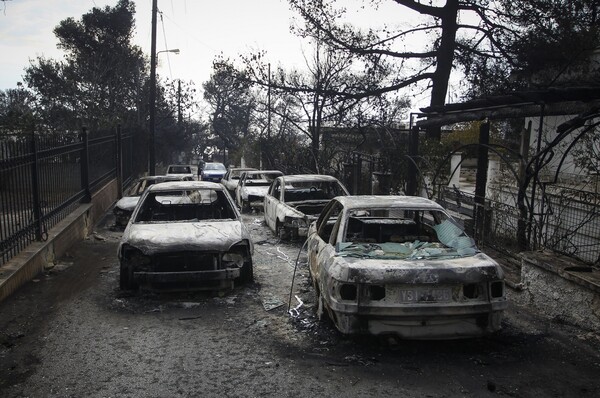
[1,210,599,397]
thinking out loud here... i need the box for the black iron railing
[0,126,134,266]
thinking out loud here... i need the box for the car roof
[279,174,340,183]
[137,175,166,180]
[334,195,445,210]
[244,170,282,175]
[230,167,257,171]
[146,181,224,192]
[137,175,187,181]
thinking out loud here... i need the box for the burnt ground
[0,211,599,398]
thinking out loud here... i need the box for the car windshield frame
[283,180,347,203]
[133,188,237,223]
[204,163,226,172]
[334,206,479,260]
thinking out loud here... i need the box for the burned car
[264,174,349,240]
[113,175,193,228]
[118,181,253,292]
[235,169,283,212]
[221,167,257,195]
[166,164,195,180]
[307,195,507,339]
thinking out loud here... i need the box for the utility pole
[148,0,158,175]
[260,63,271,169]
[177,79,182,125]
[267,63,271,139]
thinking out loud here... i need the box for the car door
[222,170,231,189]
[235,173,246,206]
[307,200,343,283]
[263,178,281,230]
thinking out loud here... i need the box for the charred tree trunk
[406,126,420,196]
[474,121,490,242]
[427,0,459,140]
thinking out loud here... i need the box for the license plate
[397,287,452,303]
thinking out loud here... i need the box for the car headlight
[222,242,251,268]
[285,216,308,229]
[330,281,386,302]
[331,280,358,301]
[222,252,244,267]
[120,244,151,265]
[489,280,505,299]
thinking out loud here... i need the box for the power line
[159,12,219,53]
[159,10,174,79]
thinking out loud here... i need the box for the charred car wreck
[307,196,507,339]
[264,174,349,240]
[113,175,193,228]
[118,181,253,292]
[235,169,283,212]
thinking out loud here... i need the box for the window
[135,189,236,222]
[270,180,282,199]
[317,200,343,243]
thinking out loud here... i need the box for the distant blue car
[200,162,227,183]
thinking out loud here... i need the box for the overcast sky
[0,0,310,90]
[0,0,436,109]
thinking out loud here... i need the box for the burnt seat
[346,217,432,243]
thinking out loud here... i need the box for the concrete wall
[511,250,600,332]
[0,179,119,303]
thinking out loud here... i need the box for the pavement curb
[0,180,118,303]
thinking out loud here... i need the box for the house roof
[416,86,600,128]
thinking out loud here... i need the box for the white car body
[263,174,349,239]
[118,181,253,292]
[113,175,192,227]
[234,170,283,212]
[307,195,507,339]
[165,164,195,180]
[221,167,258,194]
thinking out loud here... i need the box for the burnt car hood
[115,196,141,212]
[121,220,246,256]
[242,186,269,196]
[329,252,503,285]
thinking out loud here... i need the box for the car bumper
[201,175,224,182]
[247,195,266,210]
[133,268,240,291]
[326,300,508,339]
[283,217,310,238]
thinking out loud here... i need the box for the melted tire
[119,264,137,290]
[276,221,289,240]
[236,261,254,286]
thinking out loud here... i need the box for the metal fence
[0,127,133,266]
[438,186,534,258]
[541,186,600,265]
[437,184,600,266]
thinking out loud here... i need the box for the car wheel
[276,221,289,240]
[119,263,137,290]
[315,285,331,322]
[238,260,254,285]
[242,200,251,213]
